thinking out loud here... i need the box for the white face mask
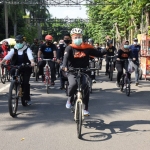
[133,42,138,45]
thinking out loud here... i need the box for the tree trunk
[14,10,17,37]
[4,2,8,38]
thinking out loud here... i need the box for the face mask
[46,41,52,45]
[124,45,129,49]
[73,38,82,46]
[64,40,71,44]
[16,43,23,49]
[133,42,138,45]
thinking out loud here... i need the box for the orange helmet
[45,35,53,41]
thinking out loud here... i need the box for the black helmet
[15,35,23,41]
[88,38,94,44]
[107,40,113,46]
[133,38,138,42]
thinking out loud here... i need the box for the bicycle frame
[74,69,84,121]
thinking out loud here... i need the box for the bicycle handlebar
[42,59,53,61]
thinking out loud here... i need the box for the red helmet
[45,35,53,41]
[2,41,9,46]
[2,41,9,50]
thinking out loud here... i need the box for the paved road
[0,64,150,150]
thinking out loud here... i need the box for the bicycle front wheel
[8,81,19,117]
[76,101,82,139]
[45,78,50,94]
[125,78,130,96]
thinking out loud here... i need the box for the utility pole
[4,2,8,38]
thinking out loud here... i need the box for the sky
[48,6,88,19]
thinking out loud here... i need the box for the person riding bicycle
[30,38,39,77]
[129,38,141,86]
[62,28,107,116]
[88,38,97,83]
[0,41,10,58]
[57,34,72,89]
[105,40,117,75]
[0,35,35,105]
[38,35,57,85]
[116,40,134,87]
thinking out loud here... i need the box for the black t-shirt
[40,43,56,59]
[106,46,117,56]
[117,49,132,60]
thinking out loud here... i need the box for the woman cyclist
[116,40,134,87]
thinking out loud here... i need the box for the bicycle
[42,59,53,94]
[107,56,116,81]
[119,59,131,96]
[0,63,11,84]
[68,67,93,139]
[95,57,104,75]
[33,55,39,81]
[8,63,31,117]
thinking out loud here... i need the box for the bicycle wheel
[8,81,19,117]
[120,78,124,92]
[110,65,113,81]
[35,65,39,81]
[76,101,82,139]
[1,67,6,84]
[6,70,11,81]
[45,77,49,94]
[125,78,130,96]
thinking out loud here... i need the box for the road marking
[0,84,10,92]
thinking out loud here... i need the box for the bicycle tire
[1,67,6,84]
[109,64,113,81]
[6,70,11,81]
[45,78,49,94]
[8,81,19,117]
[120,78,124,92]
[76,101,82,139]
[35,66,39,81]
[125,78,130,96]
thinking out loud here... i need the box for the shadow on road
[81,119,150,142]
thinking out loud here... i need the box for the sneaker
[92,79,96,83]
[32,72,35,77]
[84,110,90,116]
[27,100,32,106]
[135,82,139,86]
[116,81,120,87]
[66,100,71,109]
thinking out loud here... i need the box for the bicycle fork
[74,91,84,121]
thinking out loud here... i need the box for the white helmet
[70,28,83,35]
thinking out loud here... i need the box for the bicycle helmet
[15,35,24,41]
[45,35,53,41]
[88,38,94,44]
[70,28,83,35]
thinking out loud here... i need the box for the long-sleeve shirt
[4,45,33,61]
[63,45,106,69]
[117,49,133,60]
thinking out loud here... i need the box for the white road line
[0,84,10,92]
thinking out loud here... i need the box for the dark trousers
[11,67,32,100]
[55,62,60,76]
[67,73,89,110]
[106,57,116,73]
[38,61,56,82]
[116,61,131,83]
[60,69,68,88]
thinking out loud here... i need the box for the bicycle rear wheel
[120,78,124,92]
[109,65,113,81]
[8,81,19,117]
[0,67,6,84]
[35,65,39,81]
[6,70,11,81]
[125,78,130,96]
[76,101,82,139]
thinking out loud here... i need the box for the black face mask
[64,40,71,44]
[46,41,52,45]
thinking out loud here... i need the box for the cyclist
[105,40,117,75]
[0,41,10,58]
[116,40,133,87]
[38,35,57,85]
[62,28,107,116]
[58,33,71,89]
[88,38,96,83]
[30,38,39,77]
[0,35,35,105]
[129,38,141,86]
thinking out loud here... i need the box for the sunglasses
[16,40,23,43]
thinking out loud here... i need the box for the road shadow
[81,119,150,142]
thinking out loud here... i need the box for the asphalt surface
[0,63,150,150]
